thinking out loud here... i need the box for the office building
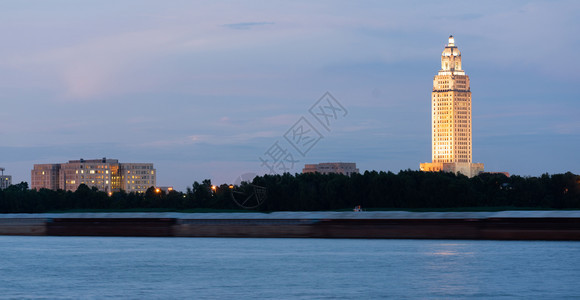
[420,36,484,177]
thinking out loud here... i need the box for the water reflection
[422,242,481,296]
[430,243,473,256]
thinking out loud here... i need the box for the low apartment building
[31,158,156,193]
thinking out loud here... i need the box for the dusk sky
[1,1,579,190]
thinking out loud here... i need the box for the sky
[1,0,579,190]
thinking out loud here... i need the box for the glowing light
[448,35,455,46]
[155,188,161,193]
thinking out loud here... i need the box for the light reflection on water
[430,243,474,256]
[1,236,578,299]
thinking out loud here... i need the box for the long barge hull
[1,217,579,240]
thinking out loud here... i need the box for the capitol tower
[420,36,484,177]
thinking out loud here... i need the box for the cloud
[445,13,484,20]
[190,131,279,145]
[223,22,275,30]
[551,121,580,135]
[4,29,184,100]
[138,131,279,148]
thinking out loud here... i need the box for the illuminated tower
[420,36,484,177]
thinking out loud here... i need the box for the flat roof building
[303,162,359,176]
[31,158,156,194]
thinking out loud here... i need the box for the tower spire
[448,35,455,47]
[440,35,463,73]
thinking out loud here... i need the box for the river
[1,236,578,299]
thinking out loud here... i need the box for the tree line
[0,170,578,213]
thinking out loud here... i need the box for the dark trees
[0,171,578,212]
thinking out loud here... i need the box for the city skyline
[1,1,579,190]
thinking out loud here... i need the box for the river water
[0,236,578,299]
